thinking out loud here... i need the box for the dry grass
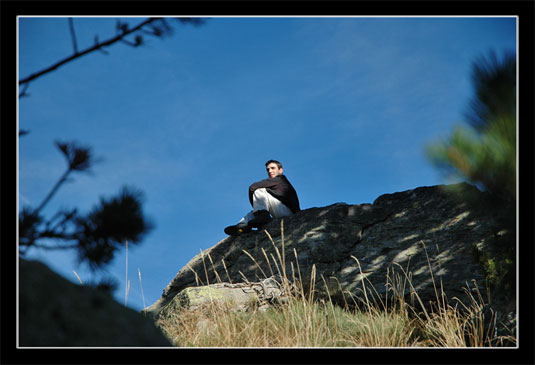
[156,291,419,347]
[154,221,516,348]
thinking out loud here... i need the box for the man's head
[265,160,283,178]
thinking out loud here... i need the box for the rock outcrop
[157,275,292,319]
[145,183,515,333]
[19,258,171,347]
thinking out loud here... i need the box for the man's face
[266,163,283,178]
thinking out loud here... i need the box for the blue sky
[18,16,517,311]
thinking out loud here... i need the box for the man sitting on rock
[224,160,300,236]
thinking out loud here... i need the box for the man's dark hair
[265,160,282,169]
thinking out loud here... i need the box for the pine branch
[34,168,71,215]
[19,17,159,86]
[68,18,79,54]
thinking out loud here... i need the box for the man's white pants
[238,188,293,224]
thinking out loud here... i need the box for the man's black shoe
[248,210,272,229]
[224,222,252,236]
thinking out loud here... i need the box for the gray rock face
[158,276,291,318]
[145,183,515,326]
[19,258,171,347]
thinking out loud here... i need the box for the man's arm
[249,177,280,192]
[248,176,283,207]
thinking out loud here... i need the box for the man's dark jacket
[249,174,300,214]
